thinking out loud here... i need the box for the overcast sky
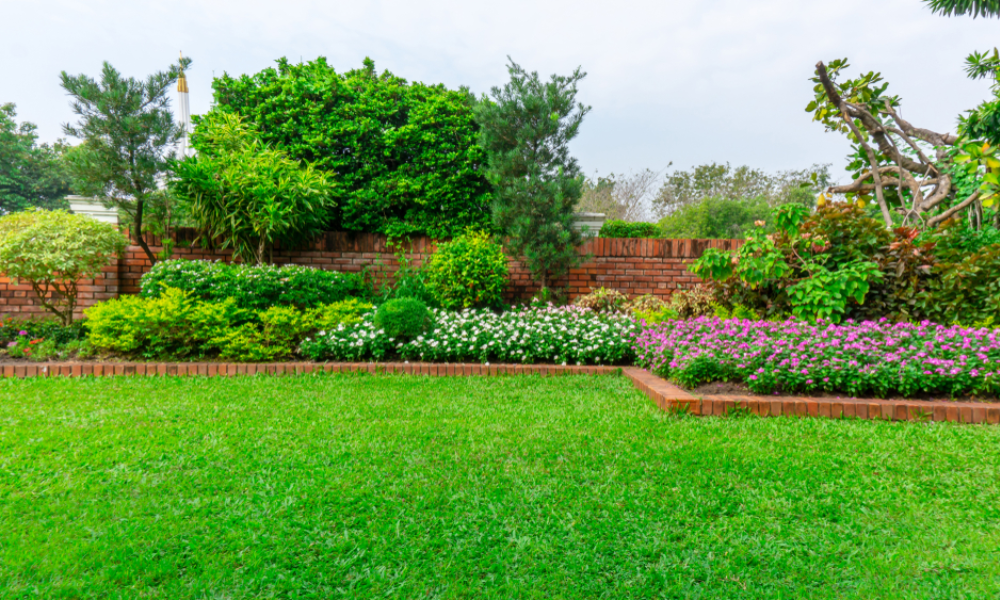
[1,0,996,185]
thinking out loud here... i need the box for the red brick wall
[0,230,743,320]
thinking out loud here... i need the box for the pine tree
[60,59,190,264]
[475,59,590,292]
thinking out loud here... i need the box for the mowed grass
[1,375,1000,599]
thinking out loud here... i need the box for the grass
[1,374,999,599]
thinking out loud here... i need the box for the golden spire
[177,51,189,93]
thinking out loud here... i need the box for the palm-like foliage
[925,0,1000,17]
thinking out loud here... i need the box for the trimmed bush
[374,298,432,340]
[0,208,127,324]
[574,287,628,313]
[425,230,509,309]
[140,260,367,311]
[598,220,659,238]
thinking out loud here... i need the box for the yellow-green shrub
[309,299,374,331]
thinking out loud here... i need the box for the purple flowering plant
[633,316,1000,398]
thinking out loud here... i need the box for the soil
[687,381,1000,404]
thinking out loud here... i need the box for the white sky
[2,0,997,185]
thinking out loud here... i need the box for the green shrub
[214,305,312,361]
[634,306,679,325]
[921,243,1000,325]
[85,288,244,359]
[140,260,367,311]
[309,299,374,331]
[625,294,667,314]
[425,230,509,309]
[670,286,716,318]
[574,288,628,313]
[0,208,127,324]
[598,220,660,238]
[0,316,86,345]
[374,298,432,340]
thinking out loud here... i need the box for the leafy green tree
[170,112,337,265]
[659,195,772,239]
[924,0,999,16]
[207,57,492,238]
[60,59,190,264]
[475,59,590,291]
[0,209,127,324]
[0,104,72,213]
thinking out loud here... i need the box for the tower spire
[177,51,191,157]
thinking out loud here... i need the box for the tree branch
[927,189,981,227]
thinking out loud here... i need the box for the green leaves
[425,230,509,310]
[0,209,127,324]
[170,113,336,265]
[207,57,492,239]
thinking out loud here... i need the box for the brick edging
[0,362,621,379]
[4,361,995,424]
[621,367,1000,425]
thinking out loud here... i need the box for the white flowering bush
[301,305,638,365]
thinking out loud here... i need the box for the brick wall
[0,230,743,320]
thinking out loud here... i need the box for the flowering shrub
[302,305,638,365]
[633,317,1000,398]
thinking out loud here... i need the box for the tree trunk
[133,198,157,266]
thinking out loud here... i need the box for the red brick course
[1,229,742,320]
[0,361,994,425]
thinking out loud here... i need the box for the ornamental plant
[208,57,493,238]
[691,203,882,323]
[574,287,628,313]
[301,305,637,365]
[0,209,127,324]
[425,230,508,309]
[374,298,432,340]
[598,220,659,238]
[633,316,1000,399]
[170,112,337,265]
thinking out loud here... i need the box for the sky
[1,0,997,186]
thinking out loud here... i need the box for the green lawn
[2,374,999,599]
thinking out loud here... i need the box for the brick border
[2,361,996,424]
[622,367,1000,425]
[0,362,619,379]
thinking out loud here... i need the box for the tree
[924,0,1000,16]
[60,59,190,264]
[475,59,590,291]
[170,112,337,265]
[0,104,72,213]
[0,209,127,324]
[208,57,492,239]
[576,168,660,221]
[659,195,772,239]
[651,163,829,218]
[808,59,998,229]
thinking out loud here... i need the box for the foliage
[208,57,492,238]
[634,316,1000,399]
[0,316,87,346]
[373,298,432,340]
[658,195,772,239]
[213,305,312,361]
[0,103,72,213]
[85,288,244,359]
[573,287,628,313]
[691,204,884,323]
[373,249,436,305]
[808,59,998,228]
[712,304,761,320]
[6,375,1000,598]
[625,294,667,314]
[140,260,366,312]
[303,305,637,364]
[598,220,660,238]
[668,286,717,318]
[651,163,829,218]
[0,209,127,324]
[922,243,1000,325]
[60,58,190,264]
[170,113,337,265]
[475,59,589,289]
[924,0,1000,17]
[633,305,679,325]
[309,299,373,331]
[425,230,509,309]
